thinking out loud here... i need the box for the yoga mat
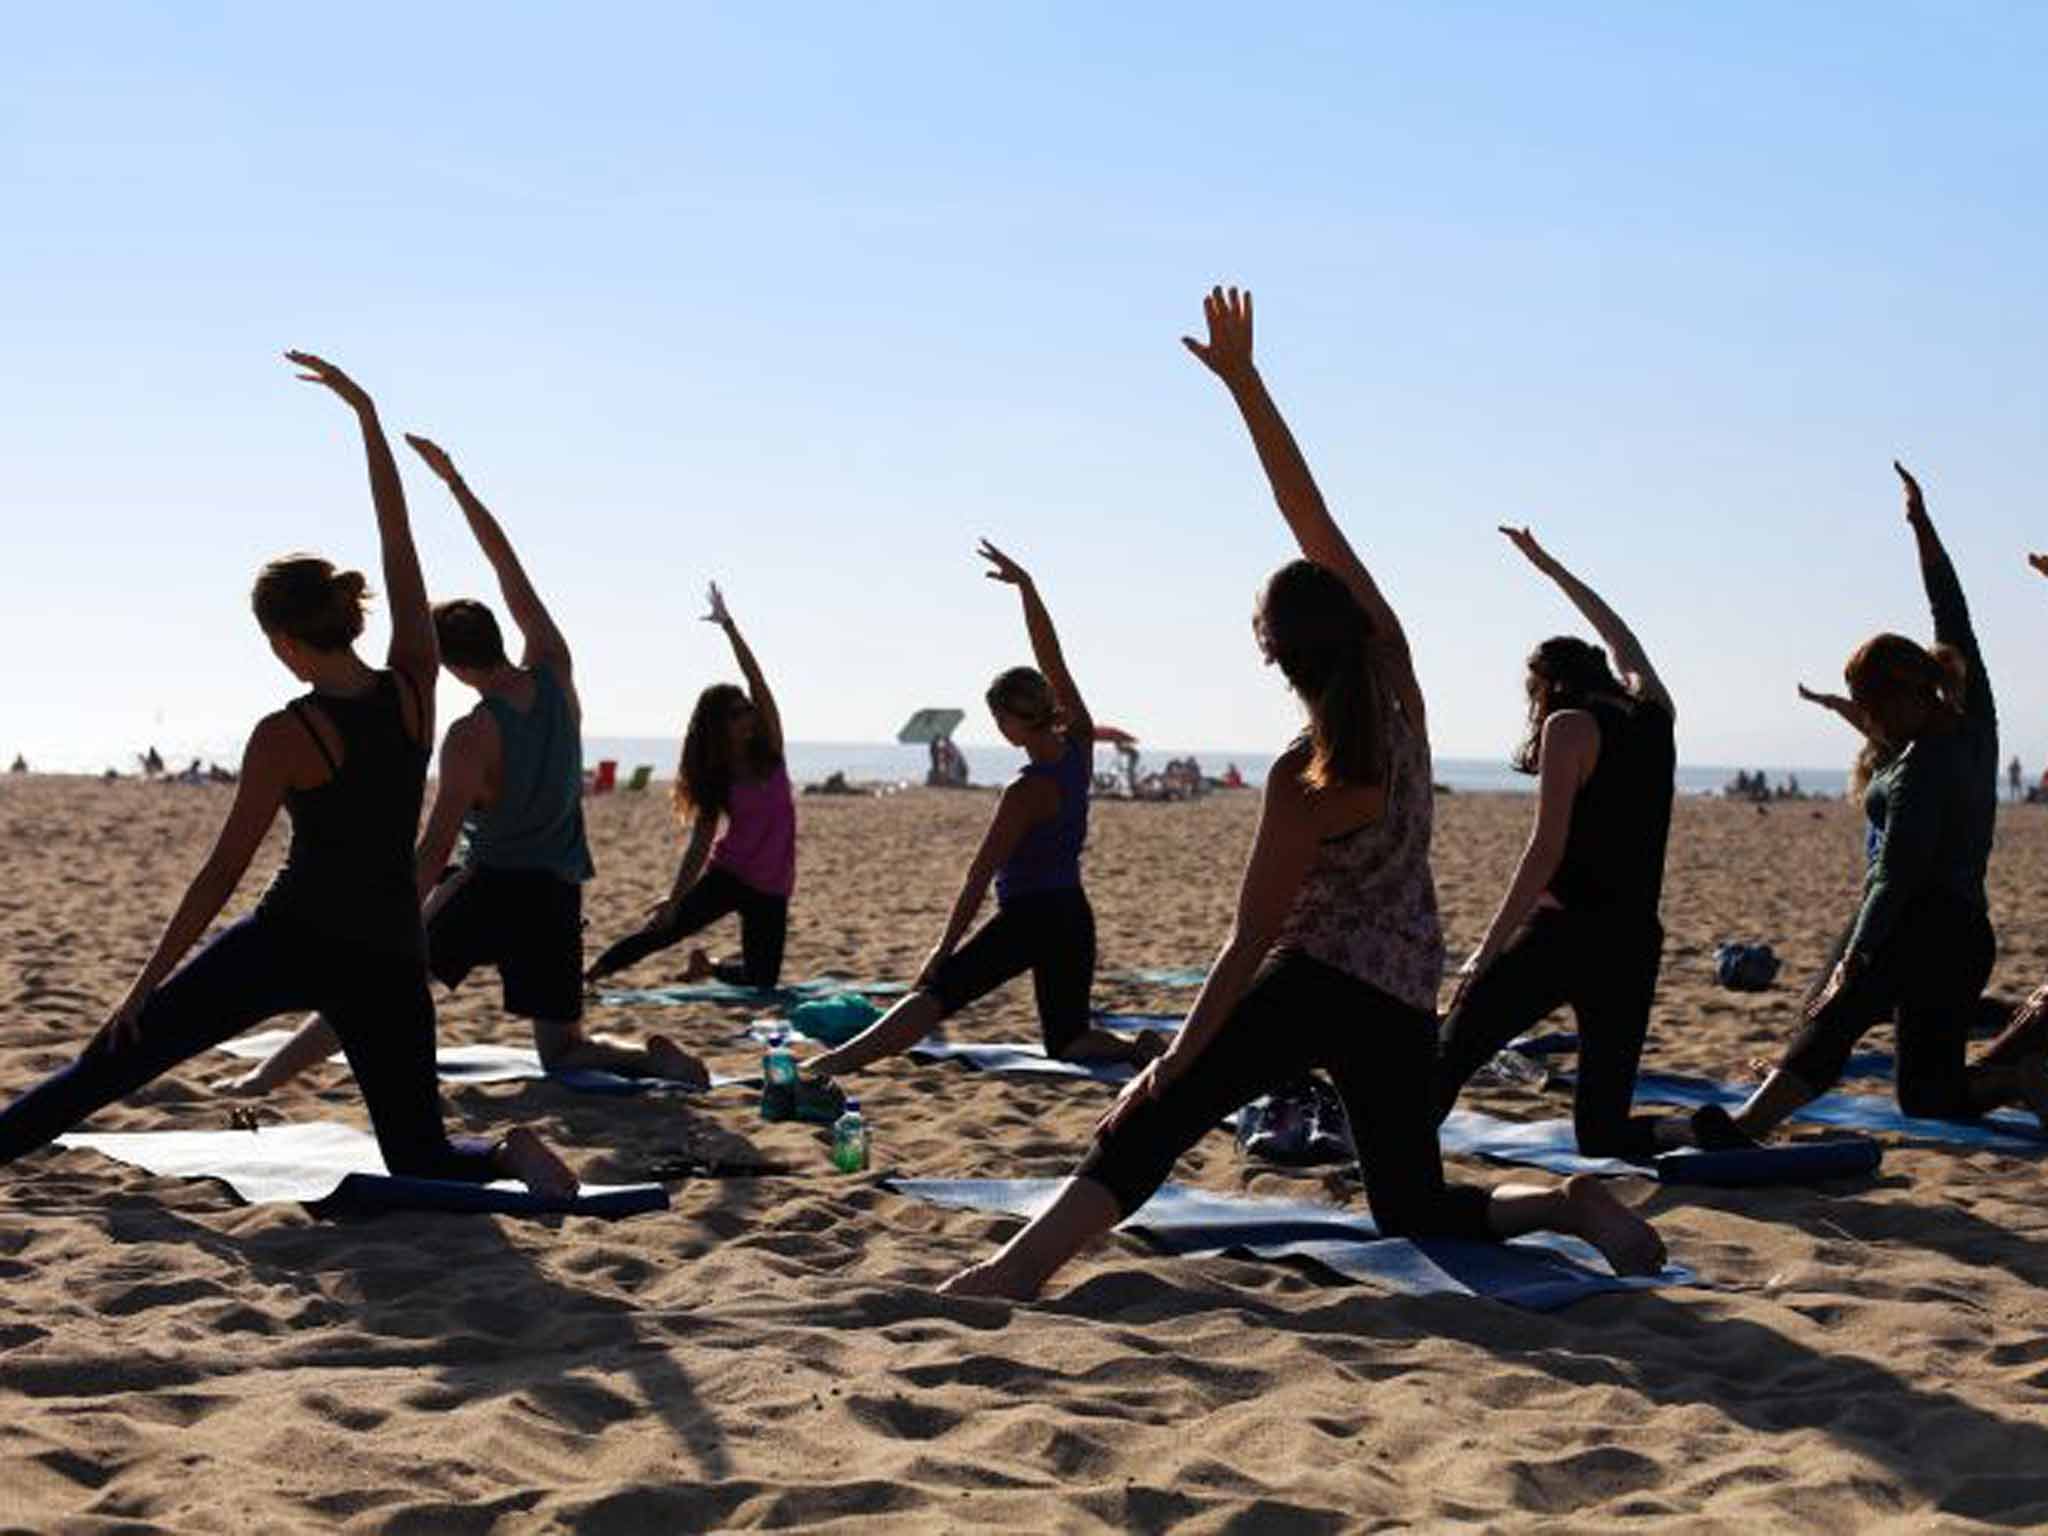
[55,1121,668,1215]
[1627,1071,2047,1154]
[1103,967,1209,989]
[905,1041,1142,1083]
[1438,1107,1883,1185]
[598,977,909,1007]
[214,1031,751,1095]
[1094,1012,1182,1034]
[888,1178,1691,1312]
[310,1174,669,1219]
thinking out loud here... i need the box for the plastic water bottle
[1483,1047,1549,1089]
[759,1023,798,1088]
[831,1100,870,1173]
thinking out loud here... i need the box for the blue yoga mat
[215,1032,750,1097]
[598,977,909,1007]
[905,1041,1142,1083]
[887,1177,1691,1312]
[55,1122,669,1217]
[1103,967,1209,989]
[1627,1071,2046,1154]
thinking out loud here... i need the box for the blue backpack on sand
[1714,942,1781,992]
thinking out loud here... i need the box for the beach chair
[624,764,653,793]
[587,759,618,797]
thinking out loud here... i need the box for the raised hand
[1181,285,1255,383]
[702,582,732,628]
[404,434,461,485]
[1797,683,1848,709]
[286,351,373,413]
[1499,525,1558,572]
[1894,460,1927,523]
[2028,553,2048,580]
[976,539,1031,587]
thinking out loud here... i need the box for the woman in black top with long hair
[1435,529,1676,1158]
[0,354,575,1196]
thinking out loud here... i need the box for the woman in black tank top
[1434,528,1677,1160]
[0,354,575,1198]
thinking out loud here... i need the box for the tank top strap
[286,699,341,777]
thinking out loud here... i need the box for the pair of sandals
[1237,1078,1355,1167]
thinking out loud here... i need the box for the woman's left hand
[1446,948,1489,1014]
[286,351,373,413]
[1806,956,1858,1021]
[2028,553,2048,580]
[1096,1052,1178,1139]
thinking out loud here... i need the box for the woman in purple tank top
[807,543,1164,1080]
[586,584,797,991]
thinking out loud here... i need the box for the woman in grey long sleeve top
[1689,463,2044,1147]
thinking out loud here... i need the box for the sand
[5,773,2048,1532]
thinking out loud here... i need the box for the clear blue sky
[4,3,2044,773]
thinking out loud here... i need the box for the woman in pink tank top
[586,585,797,990]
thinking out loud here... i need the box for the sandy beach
[5,773,2048,1532]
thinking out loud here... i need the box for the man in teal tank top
[222,438,707,1094]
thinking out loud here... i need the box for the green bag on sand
[789,993,884,1046]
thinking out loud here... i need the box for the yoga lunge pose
[224,437,706,1094]
[1688,463,2037,1146]
[585,585,796,992]
[940,289,1663,1300]
[1434,529,1676,1157]
[806,542,1159,1078]
[0,355,574,1194]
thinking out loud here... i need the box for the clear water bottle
[1482,1047,1549,1090]
[831,1099,870,1173]
[759,1022,798,1088]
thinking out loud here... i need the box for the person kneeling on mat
[940,289,1664,1300]
[805,542,1164,1082]
[224,435,706,1094]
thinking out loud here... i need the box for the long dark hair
[1513,635,1624,775]
[673,683,779,824]
[1259,559,1388,790]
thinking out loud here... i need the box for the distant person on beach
[141,746,164,778]
[1681,464,2046,1148]
[806,540,1162,1081]
[7,755,25,775]
[939,289,1663,1300]
[584,584,797,992]
[0,353,573,1195]
[225,435,706,1097]
[2010,756,2024,804]
[1433,528,1676,1158]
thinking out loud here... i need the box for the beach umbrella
[897,708,966,745]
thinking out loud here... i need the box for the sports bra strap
[287,700,341,776]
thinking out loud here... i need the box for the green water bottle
[831,1100,869,1173]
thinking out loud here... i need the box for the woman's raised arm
[1184,287,1424,732]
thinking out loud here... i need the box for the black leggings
[928,888,1095,1055]
[1783,894,1994,1118]
[0,912,497,1181]
[587,867,788,988]
[1078,952,1494,1239]
[1436,907,1664,1159]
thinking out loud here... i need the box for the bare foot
[937,1259,1038,1301]
[496,1126,580,1199]
[646,1034,712,1088]
[1561,1174,1666,1277]
[1745,1055,1774,1082]
[682,948,715,983]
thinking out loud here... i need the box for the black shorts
[428,865,585,1023]
[928,887,1095,1055]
